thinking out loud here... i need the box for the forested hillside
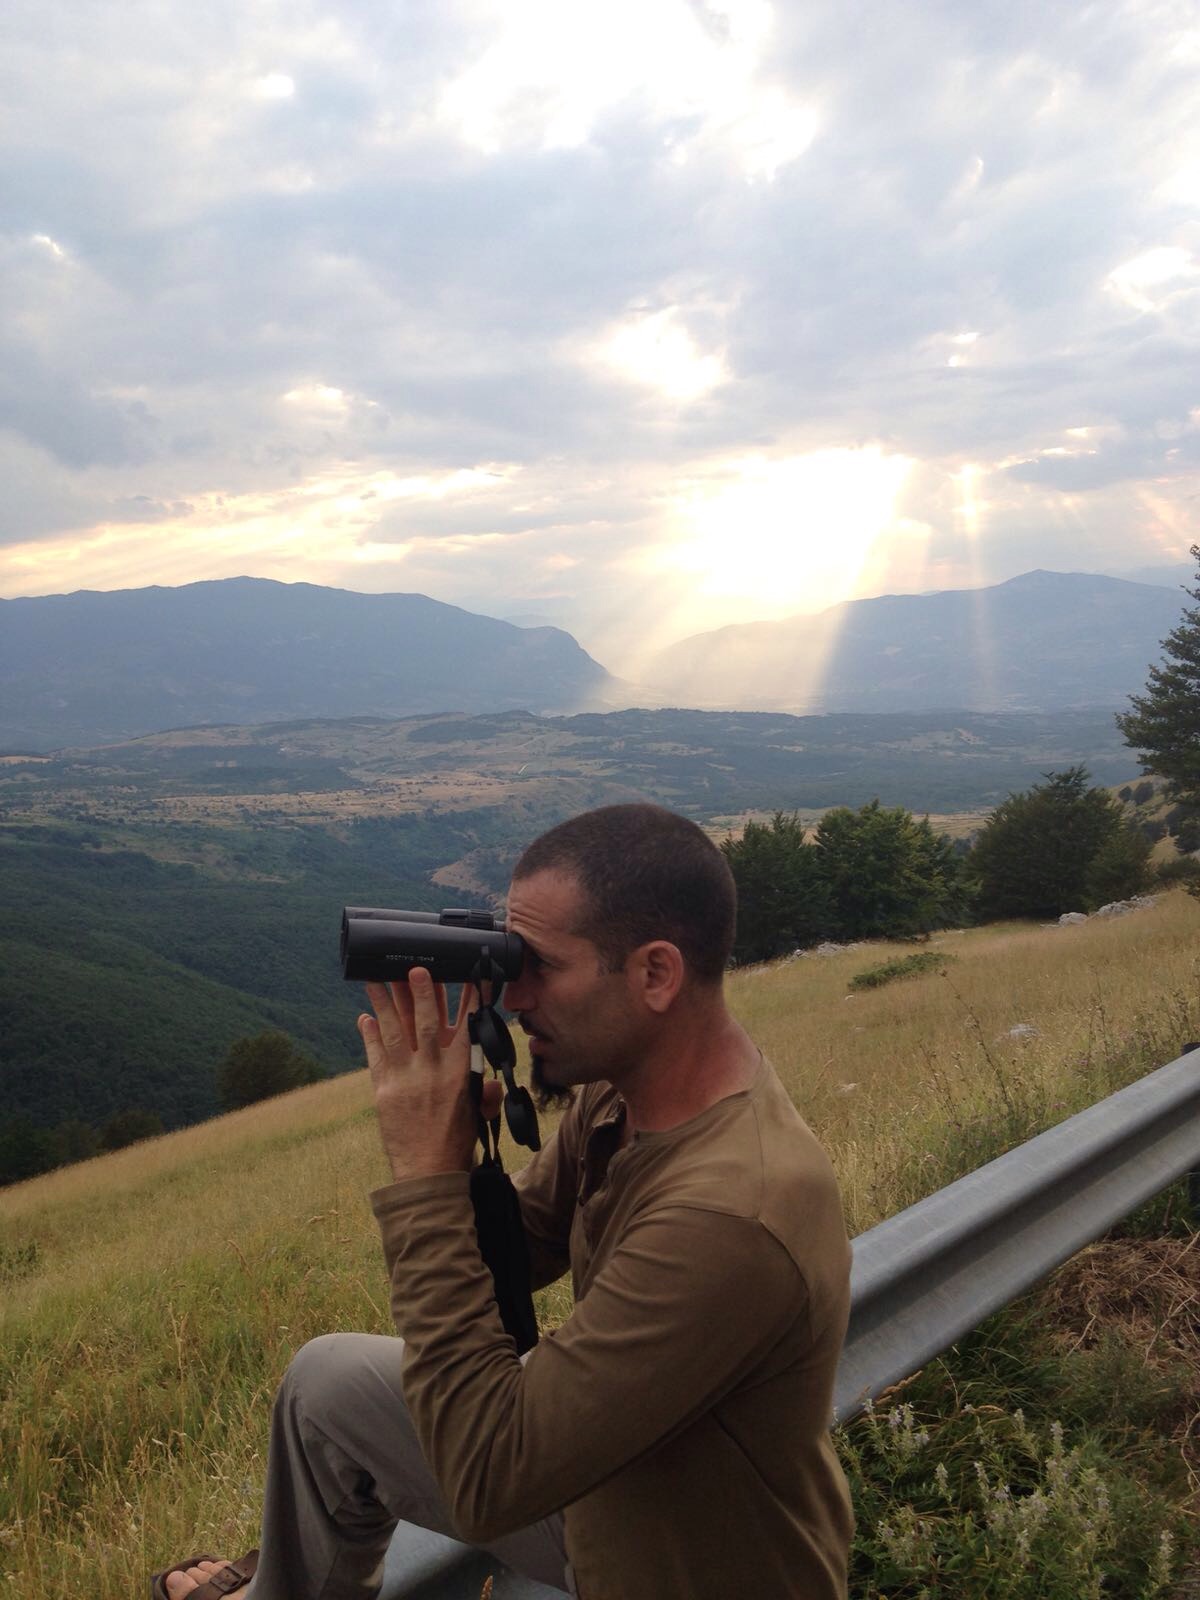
[0,811,517,1132]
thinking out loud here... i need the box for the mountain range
[0,578,616,751]
[642,570,1187,714]
[0,568,1187,752]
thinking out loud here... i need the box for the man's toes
[165,1559,223,1596]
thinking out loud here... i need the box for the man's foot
[160,1556,252,1597]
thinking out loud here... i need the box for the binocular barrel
[340,906,525,984]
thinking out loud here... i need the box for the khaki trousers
[241,1332,573,1600]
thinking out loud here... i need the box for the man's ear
[630,940,686,1014]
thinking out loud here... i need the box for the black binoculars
[340,906,525,986]
[340,904,539,1151]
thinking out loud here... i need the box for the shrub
[216,1030,324,1110]
[1155,856,1200,888]
[849,951,952,991]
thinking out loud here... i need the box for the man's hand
[359,971,483,1183]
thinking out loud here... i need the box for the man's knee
[279,1331,406,1431]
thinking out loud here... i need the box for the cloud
[1,0,1198,673]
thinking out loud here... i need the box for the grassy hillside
[2,896,1197,1597]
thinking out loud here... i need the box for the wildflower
[1151,1528,1175,1592]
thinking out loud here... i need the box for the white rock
[1007,1023,1039,1040]
[1058,912,1088,925]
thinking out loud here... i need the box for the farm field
[2,894,1198,1598]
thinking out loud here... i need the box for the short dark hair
[513,803,736,983]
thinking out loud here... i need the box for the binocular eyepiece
[340,905,525,987]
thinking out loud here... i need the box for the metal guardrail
[382,1046,1200,1598]
[835,1042,1200,1421]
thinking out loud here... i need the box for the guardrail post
[1185,1041,1200,1222]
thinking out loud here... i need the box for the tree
[813,801,966,942]
[721,813,829,964]
[0,1115,58,1187]
[216,1030,324,1111]
[1083,823,1153,907]
[1117,544,1200,807]
[52,1118,101,1166]
[969,767,1146,921]
[99,1107,164,1150]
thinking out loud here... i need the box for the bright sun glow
[0,464,521,601]
[31,232,67,260]
[600,309,725,400]
[281,383,349,412]
[438,0,815,180]
[662,446,913,615]
[1107,246,1196,312]
[253,72,296,100]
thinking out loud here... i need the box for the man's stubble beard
[530,1053,577,1112]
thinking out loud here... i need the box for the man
[155,804,853,1600]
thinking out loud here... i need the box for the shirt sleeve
[371,1175,804,1545]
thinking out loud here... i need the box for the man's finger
[364,981,415,1053]
[479,1076,504,1120]
[358,1012,384,1085]
[407,968,446,1048]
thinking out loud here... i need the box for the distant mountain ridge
[644,570,1186,714]
[0,578,616,750]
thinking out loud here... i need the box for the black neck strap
[468,988,541,1158]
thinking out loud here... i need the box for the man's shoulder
[633,1062,842,1235]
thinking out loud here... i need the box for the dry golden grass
[1044,1234,1200,1494]
[748,893,1200,1232]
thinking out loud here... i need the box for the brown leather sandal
[150,1550,259,1599]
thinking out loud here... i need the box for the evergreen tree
[1117,544,1200,807]
[216,1030,325,1111]
[720,813,829,964]
[969,767,1143,921]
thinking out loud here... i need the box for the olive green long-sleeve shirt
[371,1058,853,1599]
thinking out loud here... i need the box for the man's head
[503,805,737,1101]
[512,802,736,983]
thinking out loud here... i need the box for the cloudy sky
[2,0,1198,676]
